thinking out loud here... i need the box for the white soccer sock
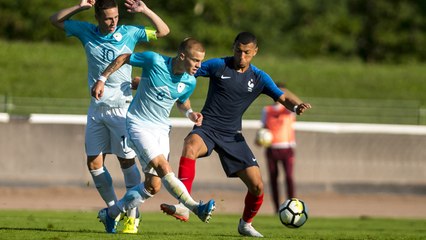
[121,164,141,218]
[161,172,198,212]
[90,166,116,207]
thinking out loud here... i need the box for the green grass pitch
[0,210,425,239]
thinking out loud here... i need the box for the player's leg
[88,154,117,207]
[109,107,141,233]
[117,157,141,233]
[160,132,210,221]
[152,153,215,223]
[282,148,296,198]
[85,110,118,208]
[98,177,158,234]
[266,148,280,212]
[177,133,208,192]
[237,166,265,238]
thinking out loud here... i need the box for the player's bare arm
[91,53,132,100]
[177,100,203,126]
[124,0,170,38]
[277,93,312,115]
[49,0,95,29]
[131,76,141,90]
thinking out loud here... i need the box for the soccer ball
[278,198,308,228]
[255,128,273,147]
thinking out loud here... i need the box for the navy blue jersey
[195,57,284,133]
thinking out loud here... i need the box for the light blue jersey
[64,20,155,107]
[127,51,196,129]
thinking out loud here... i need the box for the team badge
[248,79,254,92]
[177,83,185,93]
[113,32,122,42]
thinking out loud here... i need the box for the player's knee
[87,156,103,170]
[118,157,136,169]
[146,182,161,195]
[250,182,264,196]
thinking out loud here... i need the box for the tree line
[1,0,425,63]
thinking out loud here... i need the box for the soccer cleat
[97,208,119,233]
[238,218,264,238]
[196,199,216,223]
[122,216,140,234]
[160,202,190,222]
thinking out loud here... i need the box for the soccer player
[49,0,169,233]
[92,38,216,233]
[258,82,300,213]
[160,32,311,237]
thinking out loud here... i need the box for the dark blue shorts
[190,125,259,177]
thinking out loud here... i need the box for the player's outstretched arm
[91,53,132,100]
[124,0,170,38]
[49,0,95,30]
[277,91,312,115]
[177,100,203,126]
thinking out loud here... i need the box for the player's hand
[295,103,312,115]
[189,112,203,126]
[125,0,148,13]
[79,0,95,9]
[91,80,105,100]
[131,76,140,90]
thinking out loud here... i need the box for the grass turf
[0,210,425,239]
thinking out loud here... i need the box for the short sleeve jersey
[261,104,296,147]
[64,20,153,107]
[127,51,196,129]
[195,57,283,133]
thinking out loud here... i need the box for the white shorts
[85,106,136,159]
[127,123,170,176]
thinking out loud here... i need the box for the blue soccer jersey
[127,51,196,129]
[64,20,156,107]
[195,57,284,133]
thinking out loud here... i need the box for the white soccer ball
[278,198,309,228]
[255,128,273,147]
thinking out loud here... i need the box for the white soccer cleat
[238,218,264,238]
[160,202,190,222]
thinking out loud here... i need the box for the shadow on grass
[0,227,101,234]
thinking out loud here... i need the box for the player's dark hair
[95,0,118,17]
[234,32,257,46]
[179,37,205,54]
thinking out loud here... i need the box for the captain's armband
[145,26,157,41]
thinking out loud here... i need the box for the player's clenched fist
[79,0,95,9]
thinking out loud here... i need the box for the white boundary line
[29,114,86,125]
[26,114,426,135]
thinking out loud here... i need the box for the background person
[258,82,301,213]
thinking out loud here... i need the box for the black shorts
[190,125,259,177]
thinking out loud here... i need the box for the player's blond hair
[178,37,205,54]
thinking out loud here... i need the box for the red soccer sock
[177,156,196,194]
[242,191,264,223]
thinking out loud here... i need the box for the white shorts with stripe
[85,105,136,159]
[127,123,170,176]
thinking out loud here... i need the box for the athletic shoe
[238,218,264,237]
[97,208,119,233]
[122,216,140,234]
[160,202,190,222]
[196,199,216,223]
